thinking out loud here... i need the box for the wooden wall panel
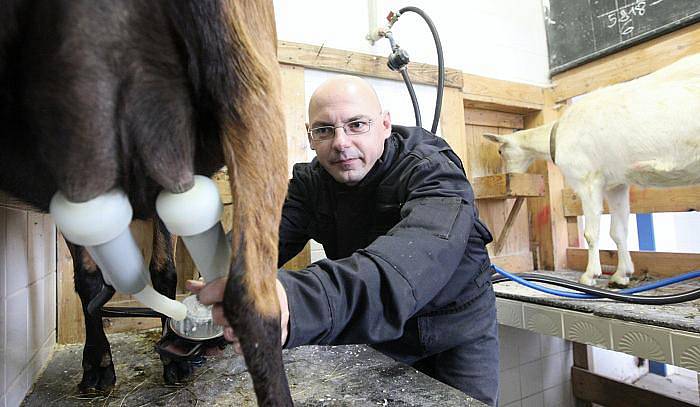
[464,111,532,271]
[440,87,470,179]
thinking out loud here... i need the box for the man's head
[307,75,392,185]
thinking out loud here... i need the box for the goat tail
[170,1,291,404]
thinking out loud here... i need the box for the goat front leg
[67,243,117,395]
[224,262,292,407]
[578,177,605,285]
[606,184,634,287]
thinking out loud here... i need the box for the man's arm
[279,154,478,348]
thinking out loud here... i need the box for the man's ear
[381,111,392,138]
[305,123,316,150]
[483,133,507,144]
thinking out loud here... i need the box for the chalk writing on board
[597,0,666,37]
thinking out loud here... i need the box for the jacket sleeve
[278,154,476,348]
[277,166,313,267]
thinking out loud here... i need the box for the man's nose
[330,126,351,150]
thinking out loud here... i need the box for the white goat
[484,53,700,286]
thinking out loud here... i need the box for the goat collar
[549,121,559,164]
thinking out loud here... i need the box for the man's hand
[186,278,290,354]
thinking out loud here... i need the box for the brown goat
[0,0,290,405]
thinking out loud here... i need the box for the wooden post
[572,342,592,407]
[524,89,568,271]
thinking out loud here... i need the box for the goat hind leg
[578,179,605,285]
[68,243,117,394]
[606,184,634,287]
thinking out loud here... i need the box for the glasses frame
[307,118,374,142]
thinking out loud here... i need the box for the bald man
[193,75,499,405]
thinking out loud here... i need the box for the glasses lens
[311,126,333,141]
[344,120,370,135]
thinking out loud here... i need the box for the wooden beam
[462,73,545,112]
[440,87,470,178]
[567,248,700,279]
[281,64,309,176]
[278,41,463,89]
[492,197,525,255]
[473,173,545,200]
[572,367,695,407]
[525,89,569,271]
[0,191,40,212]
[490,252,534,273]
[562,186,700,217]
[572,343,592,407]
[464,108,524,129]
[552,22,700,102]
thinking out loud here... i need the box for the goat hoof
[78,365,116,395]
[163,360,194,385]
[609,275,630,288]
[578,274,596,286]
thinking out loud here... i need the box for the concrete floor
[22,330,485,406]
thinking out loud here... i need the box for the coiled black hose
[397,6,444,134]
[491,273,700,305]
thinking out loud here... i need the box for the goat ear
[482,133,506,144]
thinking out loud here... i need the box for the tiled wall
[0,208,57,407]
[499,325,574,407]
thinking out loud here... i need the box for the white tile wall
[499,325,574,407]
[0,209,57,407]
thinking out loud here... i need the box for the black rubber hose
[492,273,700,305]
[100,307,164,318]
[400,68,422,128]
[398,6,444,134]
[86,284,116,317]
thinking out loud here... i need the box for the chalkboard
[544,0,700,75]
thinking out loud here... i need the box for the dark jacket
[277,125,494,358]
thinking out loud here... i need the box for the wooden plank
[212,169,232,205]
[440,87,470,179]
[463,73,544,111]
[572,342,593,407]
[490,252,534,273]
[57,234,83,344]
[567,248,700,279]
[464,108,524,129]
[0,191,39,212]
[282,242,311,271]
[472,173,545,200]
[572,366,695,407]
[552,22,700,102]
[101,293,189,335]
[563,186,700,217]
[278,41,463,89]
[281,64,309,175]
[524,89,569,271]
[567,216,583,248]
[492,197,525,255]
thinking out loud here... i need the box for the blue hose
[492,265,700,299]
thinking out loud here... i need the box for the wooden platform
[494,270,700,371]
[23,331,486,406]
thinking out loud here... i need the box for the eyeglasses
[308,119,373,142]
